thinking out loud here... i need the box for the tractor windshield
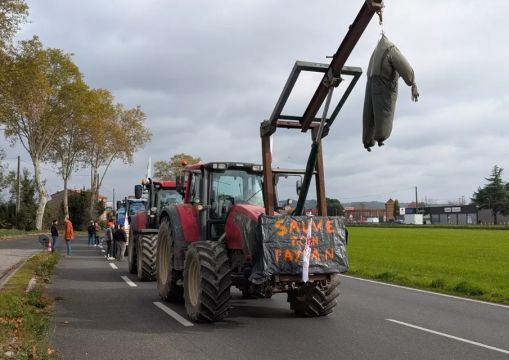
[157,189,183,208]
[128,201,146,215]
[210,170,264,218]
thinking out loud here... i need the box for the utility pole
[415,186,418,214]
[113,188,116,210]
[16,156,20,215]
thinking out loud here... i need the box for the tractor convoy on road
[118,1,386,322]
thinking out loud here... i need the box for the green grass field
[347,226,509,304]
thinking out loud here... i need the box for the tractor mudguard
[249,215,348,284]
[225,204,266,260]
[165,204,199,270]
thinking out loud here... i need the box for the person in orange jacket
[64,215,74,256]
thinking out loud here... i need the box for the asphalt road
[49,237,509,360]
[0,236,44,286]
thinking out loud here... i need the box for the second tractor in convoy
[128,179,183,281]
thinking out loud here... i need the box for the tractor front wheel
[288,274,341,317]
[137,233,157,281]
[184,241,231,322]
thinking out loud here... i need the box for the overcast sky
[2,0,508,205]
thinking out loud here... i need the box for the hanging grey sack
[362,34,419,151]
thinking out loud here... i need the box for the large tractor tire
[288,274,341,317]
[184,241,231,323]
[136,233,157,281]
[157,218,183,302]
[127,229,137,274]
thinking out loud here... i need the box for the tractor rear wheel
[184,241,231,322]
[288,274,341,317]
[127,229,137,274]
[136,233,157,281]
[157,218,183,302]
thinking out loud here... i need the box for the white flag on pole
[302,218,313,283]
[146,156,152,179]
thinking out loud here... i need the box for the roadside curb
[0,258,28,290]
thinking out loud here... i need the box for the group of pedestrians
[87,221,101,247]
[48,216,127,261]
[50,216,74,256]
[104,219,127,261]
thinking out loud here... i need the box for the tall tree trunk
[493,209,498,225]
[33,157,47,230]
[89,166,97,220]
[63,177,69,218]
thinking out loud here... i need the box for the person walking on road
[50,219,59,253]
[87,220,96,247]
[94,221,101,245]
[64,216,74,256]
[105,221,114,260]
[114,224,127,261]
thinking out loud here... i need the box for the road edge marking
[341,275,509,309]
[121,276,137,287]
[386,319,509,355]
[153,302,194,327]
[109,263,118,270]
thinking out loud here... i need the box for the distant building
[385,199,396,221]
[47,189,108,220]
[423,205,478,225]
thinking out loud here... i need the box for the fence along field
[347,226,509,304]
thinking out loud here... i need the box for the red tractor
[155,1,383,322]
[128,179,183,281]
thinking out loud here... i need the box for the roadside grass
[0,252,60,359]
[347,227,509,304]
[0,229,44,238]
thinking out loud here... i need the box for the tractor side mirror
[176,174,185,195]
[134,185,143,199]
[116,201,122,210]
[296,179,302,196]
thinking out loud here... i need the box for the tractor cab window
[209,170,263,219]
[158,189,182,208]
[189,172,202,203]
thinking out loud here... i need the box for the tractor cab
[180,162,264,241]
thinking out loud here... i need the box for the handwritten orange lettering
[311,248,321,261]
[284,249,293,263]
[311,236,319,246]
[275,219,287,236]
[293,250,302,262]
[290,236,298,247]
[324,248,334,260]
[326,220,335,234]
[289,220,300,234]
[312,220,323,233]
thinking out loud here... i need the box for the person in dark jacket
[87,220,96,247]
[50,219,58,253]
[104,221,115,260]
[114,224,127,261]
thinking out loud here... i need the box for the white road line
[153,302,194,327]
[341,275,509,309]
[121,276,137,287]
[386,319,509,355]
[109,263,118,270]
